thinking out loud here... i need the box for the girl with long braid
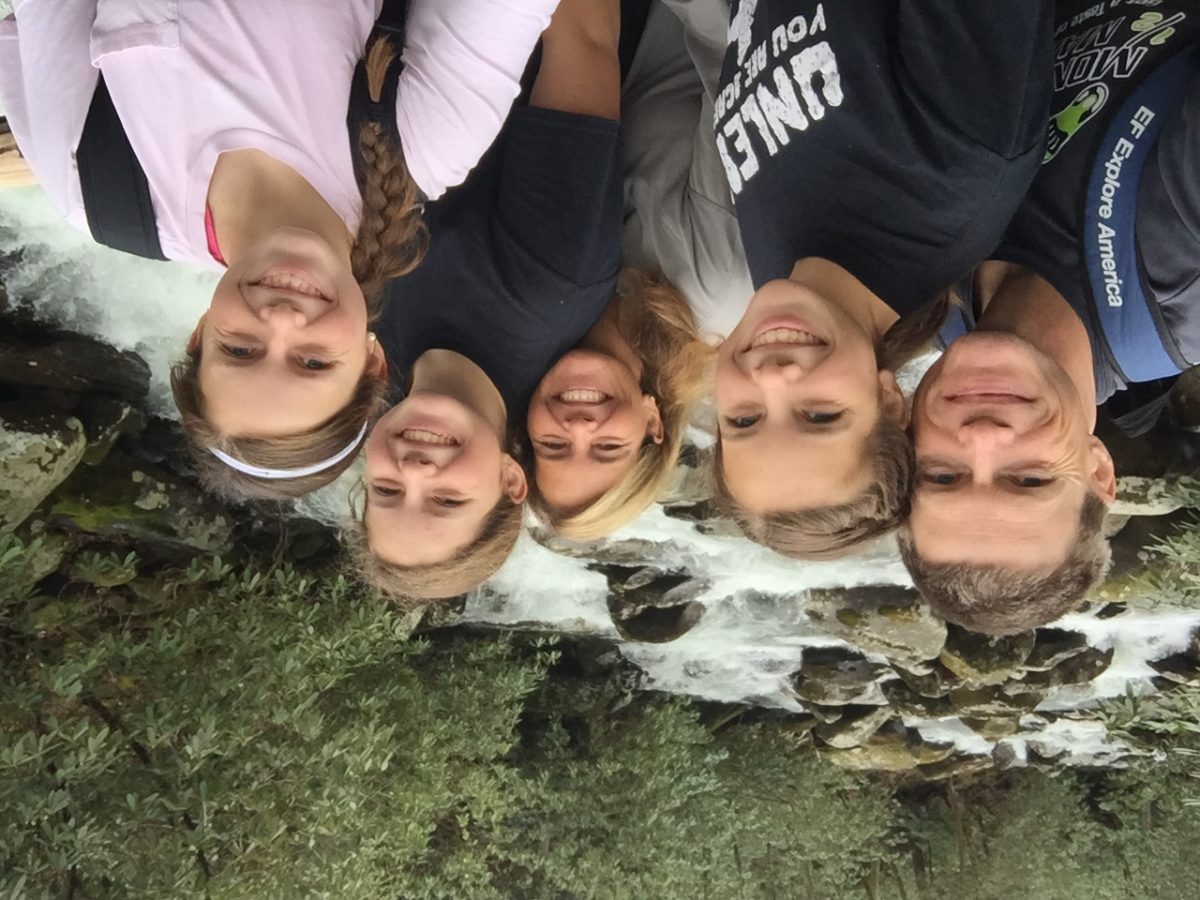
[0,0,559,499]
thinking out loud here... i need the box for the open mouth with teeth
[555,389,610,404]
[748,327,827,351]
[400,428,461,446]
[252,271,330,301]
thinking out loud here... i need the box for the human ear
[877,370,909,428]
[642,393,665,445]
[501,454,529,503]
[1086,435,1117,504]
[186,314,207,356]
[365,333,389,381]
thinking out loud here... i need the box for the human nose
[246,284,328,324]
[255,299,310,329]
[956,416,1016,450]
[560,407,600,432]
[387,437,453,471]
[750,354,804,386]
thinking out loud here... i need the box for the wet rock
[880,682,955,718]
[76,397,145,466]
[661,501,747,538]
[915,755,994,782]
[815,705,894,749]
[1149,651,1200,685]
[1021,646,1114,688]
[962,716,1022,741]
[822,723,953,772]
[49,449,233,553]
[610,598,705,643]
[0,407,87,532]
[1024,629,1091,671]
[939,625,1036,687]
[947,685,1044,717]
[991,742,1021,770]
[657,443,716,506]
[409,597,466,632]
[792,646,890,706]
[0,332,149,401]
[804,586,947,666]
[894,662,962,698]
[534,532,662,565]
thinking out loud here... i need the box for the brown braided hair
[171,37,428,501]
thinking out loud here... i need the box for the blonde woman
[355,0,628,602]
[526,270,710,540]
[0,0,559,499]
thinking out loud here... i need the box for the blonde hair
[530,271,711,540]
[171,37,428,500]
[715,291,955,559]
[898,493,1111,635]
[348,495,525,606]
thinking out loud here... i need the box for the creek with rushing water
[3,176,1199,778]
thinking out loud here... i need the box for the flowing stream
[4,177,1197,773]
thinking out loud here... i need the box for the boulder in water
[804,585,948,665]
[939,625,1036,687]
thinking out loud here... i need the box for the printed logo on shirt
[714,2,842,196]
[1046,3,1188,161]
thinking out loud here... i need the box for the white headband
[208,421,369,480]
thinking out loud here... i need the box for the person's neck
[409,349,508,437]
[790,258,899,344]
[974,260,1098,430]
[207,149,353,264]
[579,299,644,380]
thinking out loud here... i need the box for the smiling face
[527,349,663,515]
[365,392,527,567]
[909,331,1116,570]
[715,279,903,513]
[195,227,380,437]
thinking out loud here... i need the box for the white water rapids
[4,177,1197,770]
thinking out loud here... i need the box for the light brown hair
[348,495,525,606]
[171,37,428,500]
[715,291,954,559]
[529,270,712,540]
[897,492,1111,635]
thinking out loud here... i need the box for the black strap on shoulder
[347,0,409,190]
[77,74,165,261]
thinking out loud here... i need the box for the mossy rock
[49,449,233,553]
[939,625,1036,687]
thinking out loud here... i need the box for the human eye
[804,410,844,425]
[1011,475,1053,489]
[594,442,625,453]
[536,439,569,452]
[219,343,257,360]
[723,413,762,429]
[434,496,466,508]
[298,356,333,371]
[922,471,960,486]
[371,484,400,498]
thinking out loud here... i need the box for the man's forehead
[909,491,1082,569]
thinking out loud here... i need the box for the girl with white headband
[0,0,561,500]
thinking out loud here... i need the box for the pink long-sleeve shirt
[0,0,557,267]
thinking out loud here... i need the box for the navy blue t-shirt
[994,0,1200,403]
[713,0,1054,315]
[376,105,623,417]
